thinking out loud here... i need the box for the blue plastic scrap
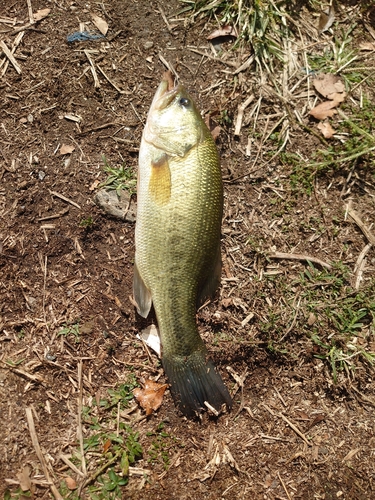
[67,31,105,43]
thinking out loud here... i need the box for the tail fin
[162,351,232,418]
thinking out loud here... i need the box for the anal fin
[133,262,152,318]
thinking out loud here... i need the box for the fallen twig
[279,412,312,447]
[234,94,255,136]
[347,207,375,245]
[26,408,63,500]
[84,49,100,88]
[268,251,332,270]
[0,40,21,74]
[49,190,81,209]
[77,360,87,475]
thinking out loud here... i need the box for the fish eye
[178,97,190,108]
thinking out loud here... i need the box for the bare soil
[1,1,375,499]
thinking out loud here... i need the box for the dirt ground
[1,1,375,499]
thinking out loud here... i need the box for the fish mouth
[152,71,181,111]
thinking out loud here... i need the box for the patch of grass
[147,422,184,470]
[4,488,32,500]
[60,379,143,499]
[255,259,375,382]
[58,321,81,343]
[308,26,361,84]
[99,156,136,195]
[181,0,292,71]
[80,216,95,228]
[311,100,375,172]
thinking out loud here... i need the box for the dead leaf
[133,379,168,416]
[328,91,346,103]
[103,439,111,453]
[310,101,337,120]
[205,115,221,141]
[33,8,51,21]
[317,121,336,138]
[313,74,345,98]
[318,6,335,33]
[89,179,101,191]
[17,466,31,492]
[310,92,346,120]
[207,25,237,40]
[91,13,108,36]
[64,477,77,490]
[359,42,375,51]
[59,144,75,155]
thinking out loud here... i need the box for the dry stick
[49,190,81,209]
[268,251,332,270]
[234,94,255,136]
[188,47,238,68]
[25,408,64,500]
[158,3,174,33]
[158,53,179,80]
[0,31,24,75]
[0,40,21,74]
[39,253,48,331]
[26,0,34,24]
[347,207,375,245]
[97,64,126,94]
[84,49,100,88]
[279,413,311,447]
[277,471,292,500]
[80,449,122,493]
[354,243,372,290]
[279,296,301,342]
[77,360,87,475]
[59,454,85,477]
[347,207,374,289]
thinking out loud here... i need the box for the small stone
[143,41,154,50]
[94,188,136,222]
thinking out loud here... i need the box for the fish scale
[134,74,232,417]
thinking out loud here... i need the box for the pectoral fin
[197,243,222,307]
[148,154,171,205]
[133,263,152,318]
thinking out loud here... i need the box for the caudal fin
[162,351,232,418]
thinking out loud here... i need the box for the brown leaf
[318,6,335,33]
[33,8,51,21]
[317,121,336,139]
[133,379,168,416]
[59,144,75,155]
[359,42,375,51]
[310,92,346,121]
[207,25,238,40]
[328,91,346,103]
[310,101,337,120]
[91,13,108,35]
[313,74,345,98]
[103,439,111,453]
[64,477,77,490]
[205,115,221,142]
[17,466,31,492]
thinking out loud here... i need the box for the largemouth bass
[134,72,231,417]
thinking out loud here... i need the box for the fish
[133,72,232,417]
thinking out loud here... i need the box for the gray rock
[94,188,136,222]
